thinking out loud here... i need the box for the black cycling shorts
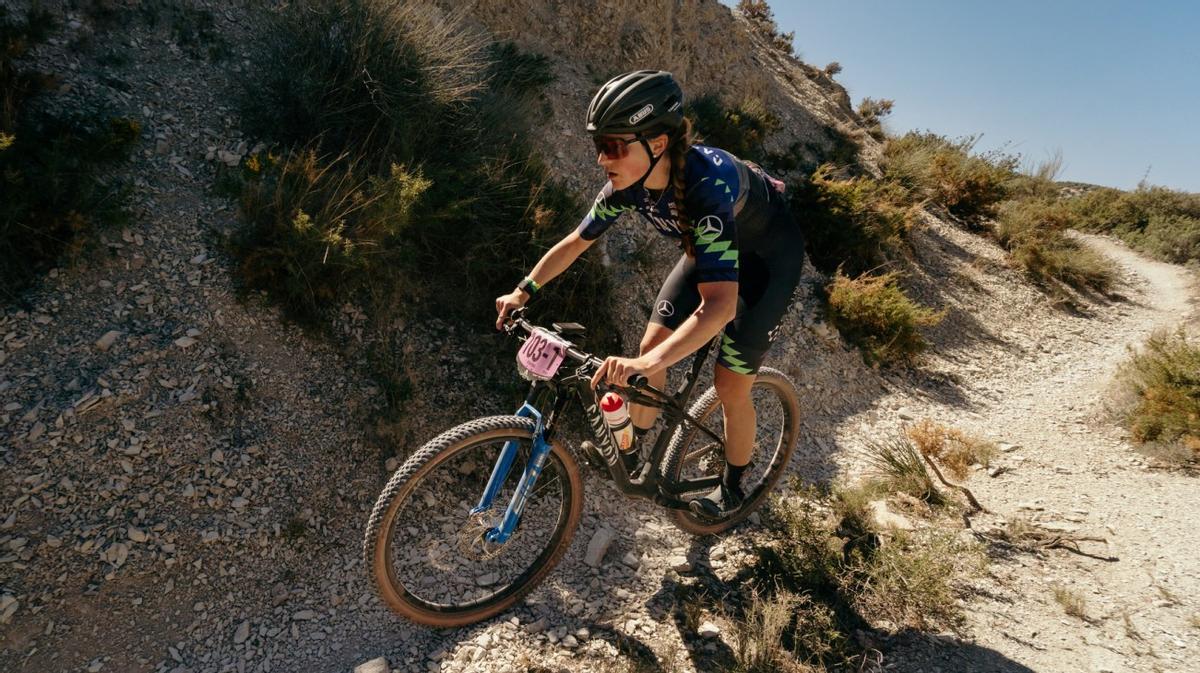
[648,204,805,375]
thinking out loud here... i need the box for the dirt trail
[880,231,1200,673]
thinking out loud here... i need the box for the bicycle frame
[473,333,727,544]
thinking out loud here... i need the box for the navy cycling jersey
[576,145,783,284]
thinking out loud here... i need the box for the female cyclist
[495,70,805,519]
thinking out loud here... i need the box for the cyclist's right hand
[495,290,527,330]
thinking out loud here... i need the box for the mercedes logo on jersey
[696,215,724,242]
[656,300,675,317]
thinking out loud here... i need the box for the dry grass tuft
[906,419,998,480]
[862,437,943,504]
[1052,585,1089,621]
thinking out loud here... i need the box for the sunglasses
[592,135,644,160]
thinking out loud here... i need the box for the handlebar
[503,308,650,389]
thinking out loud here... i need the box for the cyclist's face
[597,133,667,190]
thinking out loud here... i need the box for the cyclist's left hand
[591,356,653,389]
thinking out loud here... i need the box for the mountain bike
[363,308,800,626]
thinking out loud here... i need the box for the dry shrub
[233,0,617,341]
[856,97,893,141]
[826,270,943,366]
[906,419,997,480]
[1112,329,1200,467]
[1,5,138,302]
[752,486,979,651]
[1069,184,1200,265]
[729,590,834,673]
[789,165,919,277]
[882,132,1017,226]
[736,0,795,54]
[995,199,1114,292]
[686,94,780,164]
[850,529,979,630]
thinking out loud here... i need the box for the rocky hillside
[2,2,1197,673]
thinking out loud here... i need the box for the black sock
[723,461,748,491]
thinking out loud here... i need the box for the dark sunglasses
[592,135,644,160]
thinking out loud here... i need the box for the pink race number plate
[517,328,569,380]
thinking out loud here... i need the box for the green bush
[1114,329,1200,466]
[995,199,1113,292]
[233,0,616,343]
[1,5,138,302]
[825,270,943,366]
[686,94,780,165]
[882,132,1017,225]
[1068,185,1200,264]
[787,164,916,277]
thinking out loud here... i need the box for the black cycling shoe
[688,481,746,519]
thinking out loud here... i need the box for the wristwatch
[517,276,541,296]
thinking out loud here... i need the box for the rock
[620,551,640,569]
[998,442,1021,453]
[697,621,721,639]
[0,594,18,624]
[234,620,250,644]
[354,658,389,673]
[584,527,616,567]
[896,408,915,420]
[190,253,208,265]
[128,526,148,543]
[867,500,914,531]
[523,617,547,634]
[174,336,197,349]
[96,330,122,352]
[561,635,578,648]
[669,555,693,573]
[292,609,317,621]
[384,457,399,472]
[476,573,499,587]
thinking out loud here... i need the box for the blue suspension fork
[470,402,552,544]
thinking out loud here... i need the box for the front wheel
[363,416,584,627]
[661,367,801,535]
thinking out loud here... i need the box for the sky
[724,1,1199,191]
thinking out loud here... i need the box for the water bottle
[600,392,634,452]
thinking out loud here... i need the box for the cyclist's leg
[692,246,804,518]
[634,254,700,429]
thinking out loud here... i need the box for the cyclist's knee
[714,365,754,404]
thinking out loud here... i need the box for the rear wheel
[363,416,584,626]
[661,367,800,535]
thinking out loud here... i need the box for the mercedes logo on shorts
[656,300,675,317]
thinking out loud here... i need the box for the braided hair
[667,117,696,257]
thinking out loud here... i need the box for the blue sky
[724,1,1198,191]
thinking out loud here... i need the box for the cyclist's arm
[640,281,737,372]
[518,231,594,299]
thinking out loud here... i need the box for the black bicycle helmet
[586,70,684,137]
